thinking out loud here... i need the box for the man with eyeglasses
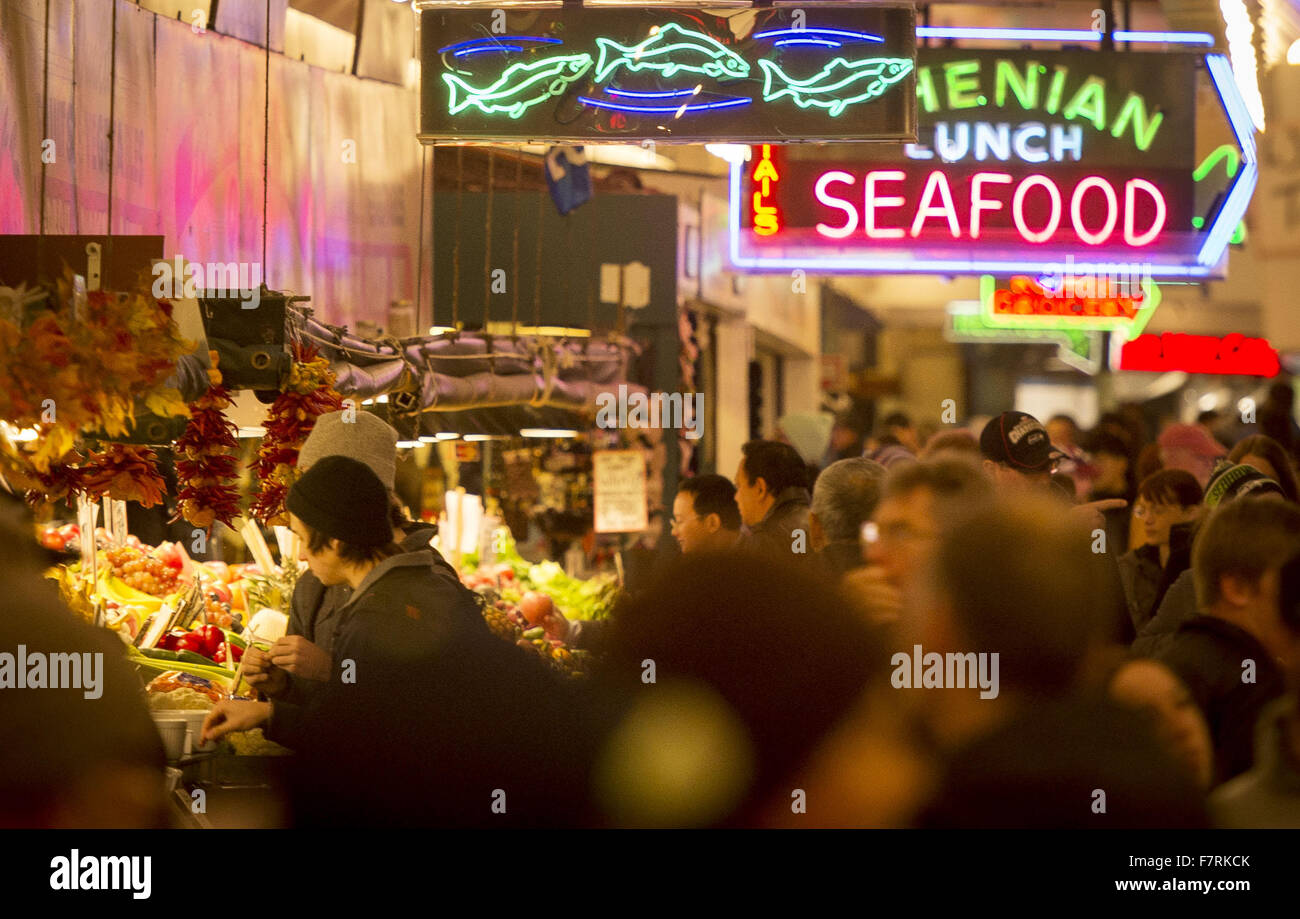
[670,474,743,555]
[845,458,994,628]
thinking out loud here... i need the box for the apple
[518,591,554,626]
[39,530,67,551]
[207,583,232,605]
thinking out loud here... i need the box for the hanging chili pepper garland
[250,344,343,525]
[79,443,169,508]
[172,352,242,530]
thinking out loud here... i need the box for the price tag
[112,499,128,548]
[78,497,99,585]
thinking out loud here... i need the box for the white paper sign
[593,450,649,534]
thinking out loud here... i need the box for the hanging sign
[593,450,649,534]
[418,3,916,144]
[731,49,1256,279]
[1118,333,1280,376]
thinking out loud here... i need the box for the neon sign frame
[728,52,1255,279]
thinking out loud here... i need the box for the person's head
[920,429,979,460]
[1266,380,1295,410]
[809,457,886,551]
[978,411,1063,490]
[1110,659,1214,790]
[879,412,919,452]
[1091,433,1135,495]
[672,475,742,554]
[735,440,808,528]
[298,409,399,489]
[1203,461,1286,509]
[1228,434,1299,503]
[921,496,1112,700]
[286,455,402,586]
[1158,423,1226,488]
[1046,414,1078,450]
[596,551,880,826]
[1192,497,1300,653]
[1134,469,1202,548]
[865,457,994,589]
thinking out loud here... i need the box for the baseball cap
[979,411,1066,474]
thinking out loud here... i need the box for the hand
[1072,498,1127,532]
[843,565,904,625]
[269,635,332,682]
[201,700,271,744]
[241,646,289,697]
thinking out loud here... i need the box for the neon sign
[946,303,1101,374]
[1119,333,1280,376]
[757,58,914,117]
[420,6,917,144]
[978,273,1160,337]
[729,49,1255,278]
[752,144,780,236]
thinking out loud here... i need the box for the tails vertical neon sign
[752,145,781,236]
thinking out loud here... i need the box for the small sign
[593,450,649,534]
[77,497,99,584]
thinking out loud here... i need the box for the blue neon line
[917,27,1098,41]
[1113,31,1215,45]
[579,95,751,114]
[606,87,700,99]
[1205,54,1257,158]
[754,28,882,43]
[915,26,1218,44]
[1198,54,1259,267]
[453,45,524,57]
[773,38,842,48]
[726,160,1215,279]
[437,36,561,54]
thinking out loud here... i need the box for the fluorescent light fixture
[419,432,461,442]
[1289,39,1300,65]
[429,325,458,335]
[237,426,267,438]
[395,440,423,449]
[464,434,509,442]
[916,27,1213,44]
[485,322,593,338]
[705,143,750,165]
[418,435,439,443]
[1219,0,1266,131]
[1199,393,1219,411]
[520,428,578,438]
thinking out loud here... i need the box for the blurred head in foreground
[594,552,880,826]
[0,495,165,827]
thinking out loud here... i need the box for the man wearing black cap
[202,456,488,748]
[979,411,1066,489]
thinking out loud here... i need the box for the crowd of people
[5,383,1300,828]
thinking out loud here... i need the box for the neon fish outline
[443,53,593,119]
[594,23,750,83]
[757,57,913,117]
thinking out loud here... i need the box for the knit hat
[1158,423,1226,458]
[1203,461,1285,508]
[286,455,392,546]
[979,411,1065,473]
[298,410,398,490]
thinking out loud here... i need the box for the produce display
[462,530,616,679]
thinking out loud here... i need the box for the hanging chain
[483,148,494,330]
[452,146,463,329]
[511,150,522,336]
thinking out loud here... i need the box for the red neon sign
[993,275,1144,318]
[1119,333,1280,376]
[803,169,1167,247]
[752,144,780,237]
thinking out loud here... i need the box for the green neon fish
[593,23,749,84]
[443,54,593,119]
[758,57,914,117]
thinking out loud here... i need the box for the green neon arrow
[948,310,1100,373]
[443,53,593,119]
[757,57,913,117]
[593,23,749,84]
[978,274,1161,336]
[1192,144,1246,243]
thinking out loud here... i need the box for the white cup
[154,718,189,761]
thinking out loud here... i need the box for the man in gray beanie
[243,408,468,707]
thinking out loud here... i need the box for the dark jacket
[267,545,487,749]
[1155,615,1286,785]
[818,539,866,579]
[1131,568,1198,658]
[744,486,811,558]
[1117,522,1194,633]
[1210,697,1300,828]
[279,524,452,705]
